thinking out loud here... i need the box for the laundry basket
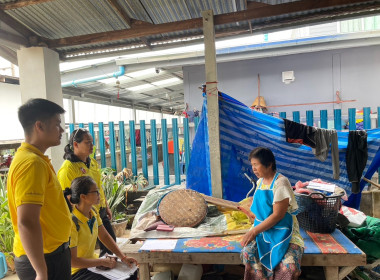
[294,192,342,233]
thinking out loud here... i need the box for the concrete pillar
[132,105,137,122]
[17,47,66,171]
[68,96,76,124]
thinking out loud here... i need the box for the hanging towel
[346,131,368,194]
[284,119,316,148]
[312,128,340,180]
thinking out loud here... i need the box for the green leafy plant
[100,167,127,221]
[0,172,15,258]
[115,168,149,192]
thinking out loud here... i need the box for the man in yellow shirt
[7,99,71,280]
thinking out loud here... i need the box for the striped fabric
[187,92,380,209]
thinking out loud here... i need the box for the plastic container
[294,192,342,233]
[0,252,7,279]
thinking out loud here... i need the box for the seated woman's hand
[121,256,138,268]
[241,229,257,247]
[101,257,117,269]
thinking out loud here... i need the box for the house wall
[183,45,380,123]
[0,83,23,140]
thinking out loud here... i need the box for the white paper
[139,239,177,251]
[88,260,137,280]
[307,181,336,193]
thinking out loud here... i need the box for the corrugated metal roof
[2,0,378,112]
[6,0,129,38]
[252,0,299,4]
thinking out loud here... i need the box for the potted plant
[0,172,15,272]
[100,168,128,237]
[115,168,149,215]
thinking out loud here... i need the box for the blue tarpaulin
[187,92,380,209]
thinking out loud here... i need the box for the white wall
[0,84,178,141]
[0,83,23,140]
[184,45,380,123]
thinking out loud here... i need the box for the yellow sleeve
[15,160,48,207]
[69,218,78,248]
[57,161,77,191]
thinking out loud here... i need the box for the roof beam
[106,0,132,27]
[134,90,183,104]
[0,30,29,46]
[62,90,173,113]
[0,0,54,10]
[155,96,184,106]
[247,1,270,9]
[0,10,35,39]
[139,36,152,50]
[47,0,378,49]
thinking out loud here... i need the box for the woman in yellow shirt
[64,176,137,279]
[58,128,116,257]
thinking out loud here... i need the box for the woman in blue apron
[241,147,304,280]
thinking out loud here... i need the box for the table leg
[338,266,356,279]
[139,263,150,280]
[324,266,339,280]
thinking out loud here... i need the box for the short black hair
[248,147,277,171]
[18,98,65,134]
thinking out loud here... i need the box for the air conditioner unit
[282,71,295,84]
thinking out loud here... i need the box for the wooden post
[202,10,223,198]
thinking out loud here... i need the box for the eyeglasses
[72,128,87,141]
[87,190,100,195]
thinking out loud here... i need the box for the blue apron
[250,173,293,271]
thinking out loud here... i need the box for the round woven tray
[158,189,208,227]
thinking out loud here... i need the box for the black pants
[72,268,138,280]
[346,130,368,193]
[14,242,71,280]
[98,207,117,257]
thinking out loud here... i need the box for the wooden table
[121,229,366,280]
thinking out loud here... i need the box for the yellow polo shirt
[69,207,103,275]
[57,158,106,210]
[7,142,71,257]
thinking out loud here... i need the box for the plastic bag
[339,206,367,227]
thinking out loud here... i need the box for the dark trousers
[98,207,117,257]
[14,242,71,280]
[72,268,138,280]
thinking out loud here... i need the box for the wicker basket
[157,189,208,227]
[294,192,342,233]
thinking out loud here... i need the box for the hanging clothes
[283,119,316,148]
[346,131,368,194]
[312,129,340,180]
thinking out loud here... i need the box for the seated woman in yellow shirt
[58,128,116,257]
[64,176,137,279]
